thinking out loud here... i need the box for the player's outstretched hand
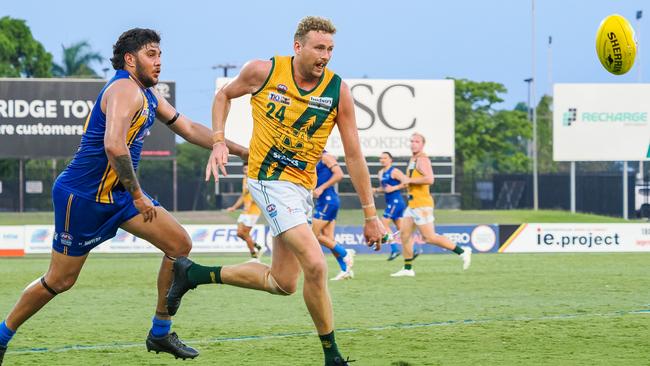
[363,216,388,251]
[134,195,157,223]
[205,142,229,182]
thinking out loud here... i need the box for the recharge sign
[554,84,650,161]
[332,224,498,254]
[499,223,650,253]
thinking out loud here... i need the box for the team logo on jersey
[277,84,288,94]
[269,92,291,106]
[266,203,278,218]
[308,96,333,111]
[272,126,315,155]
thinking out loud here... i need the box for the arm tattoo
[112,154,141,195]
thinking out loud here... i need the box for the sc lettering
[351,83,416,130]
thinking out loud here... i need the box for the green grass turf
[0,209,636,225]
[0,253,648,365]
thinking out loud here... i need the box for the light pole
[524,78,533,122]
[212,63,237,77]
[547,36,553,97]
[531,0,539,210]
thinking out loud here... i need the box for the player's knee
[316,233,327,244]
[236,229,246,240]
[167,232,192,257]
[264,271,296,296]
[302,258,327,283]
[46,274,77,293]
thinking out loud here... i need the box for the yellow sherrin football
[595,14,637,75]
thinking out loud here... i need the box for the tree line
[0,16,560,209]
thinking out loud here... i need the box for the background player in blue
[373,152,410,261]
[0,28,248,364]
[312,151,355,281]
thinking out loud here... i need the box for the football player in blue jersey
[373,152,410,261]
[0,28,248,364]
[312,151,355,281]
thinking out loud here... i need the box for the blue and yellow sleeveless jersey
[55,70,158,204]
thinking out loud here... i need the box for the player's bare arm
[314,154,344,198]
[152,89,249,160]
[227,194,245,212]
[336,81,386,248]
[389,167,410,192]
[205,60,272,182]
[373,170,384,194]
[410,155,434,185]
[103,79,156,223]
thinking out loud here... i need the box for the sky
[3,0,649,127]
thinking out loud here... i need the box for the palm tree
[52,40,104,78]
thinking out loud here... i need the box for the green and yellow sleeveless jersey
[248,55,341,189]
[407,153,435,208]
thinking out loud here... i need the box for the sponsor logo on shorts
[60,232,73,246]
[277,84,288,94]
[266,203,278,218]
[287,206,302,215]
[82,236,102,247]
[269,92,291,106]
[308,96,333,111]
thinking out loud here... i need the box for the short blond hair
[294,16,336,43]
[411,132,426,144]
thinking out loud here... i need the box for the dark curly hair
[110,28,161,70]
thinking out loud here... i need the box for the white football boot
[390,268,415,277]
[460,246,472,270]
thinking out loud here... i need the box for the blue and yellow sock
[331,244,347,258]
[150,316,171,337]
[390,243,400,253]
[0,320,16,347]
[330,247,347,272]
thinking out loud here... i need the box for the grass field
[0,209,637,225]
[1,253,648,365]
